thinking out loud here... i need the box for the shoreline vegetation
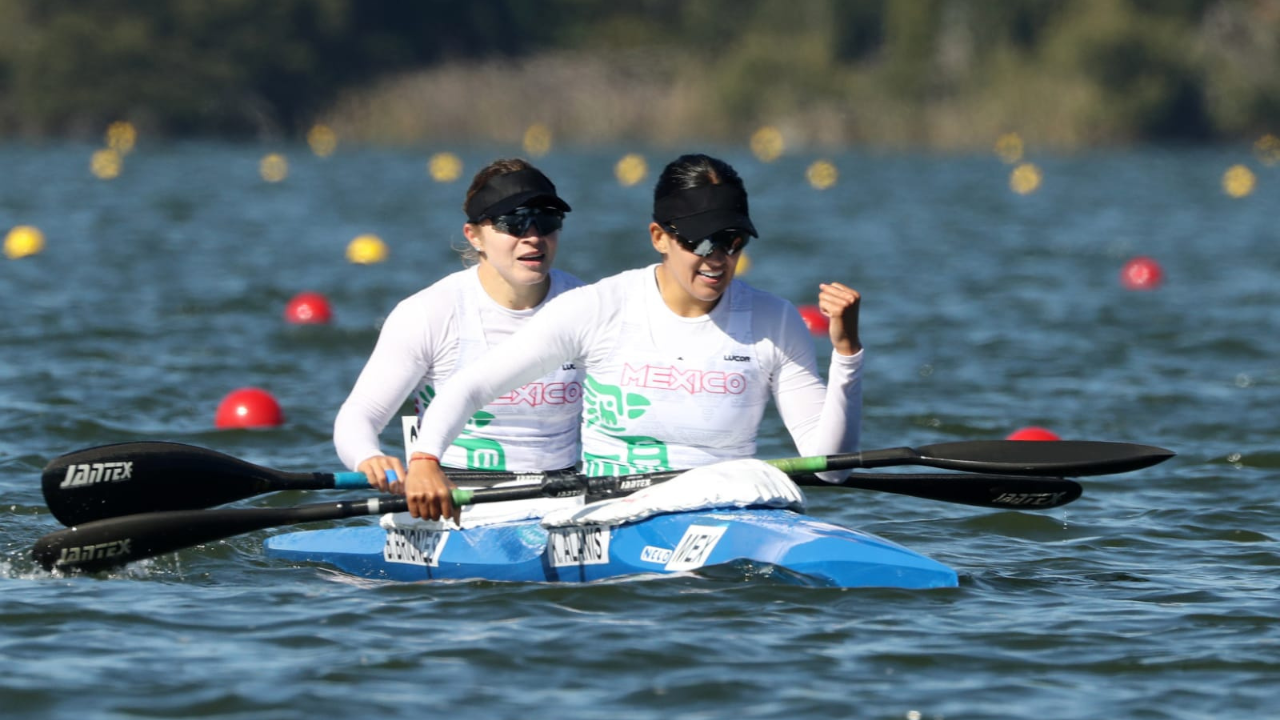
[318,49,1122,152]
[2,0,1278,151]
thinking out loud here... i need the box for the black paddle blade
[33,497,408,573]
[41,441,321,526]
[915,440,1175,477]
[32,507,299,572]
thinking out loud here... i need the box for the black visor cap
[653,184,757,242]
[465,167,571,222]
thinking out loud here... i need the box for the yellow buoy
[1223,164,1256,198]
[750,126,785,163]
[1254,134,1280,166]
[428,152,464,182]
[735,250,752,276]
[260,153,289,183]
[307,125,338,158]
[806,160,838,190]
[106,121,137,154]
[4,225,46,260]
[1010,163,1042,195]
[994,133,1024,164]
[614,154,647,187]
[90,148,122,180]
[523,124,552,157]
[346,234,388,264]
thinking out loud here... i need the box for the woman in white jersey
[333,158,585,491]
[403,153,862,521]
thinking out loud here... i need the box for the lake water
[2,142,1278,719]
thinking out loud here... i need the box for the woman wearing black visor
[334,158,585,492]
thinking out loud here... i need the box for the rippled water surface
[3,143,1278,719]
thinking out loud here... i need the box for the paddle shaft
[452,466,1084,510]
[41,439,1171,526]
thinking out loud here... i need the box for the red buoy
[1006,426,1061,441]
[215,388,285,429]
[1120,256,1163,291]
[284,291,333,324]
[797,305,829,335]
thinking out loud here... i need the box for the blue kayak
[264,508,958,589]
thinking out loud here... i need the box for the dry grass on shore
[321,51,711,147]
[320,50,1116,152]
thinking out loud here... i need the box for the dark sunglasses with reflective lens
[488,207,564,237]
[662,224,750,257]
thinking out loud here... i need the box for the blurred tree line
[1,0,1276,147]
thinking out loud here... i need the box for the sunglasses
[488,207,564,237]
[662,223,750,257]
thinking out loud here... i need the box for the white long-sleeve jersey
[412,265,861,476]
[334,266,584,472]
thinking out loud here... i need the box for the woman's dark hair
[652,154,745,202]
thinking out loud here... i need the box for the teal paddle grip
[334,471,383,488]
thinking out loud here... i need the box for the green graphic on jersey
[455,435,506,470]
[583,435,670,476]
[582,376,666,474]
[582,375,651,431]
[419,384,505,470]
